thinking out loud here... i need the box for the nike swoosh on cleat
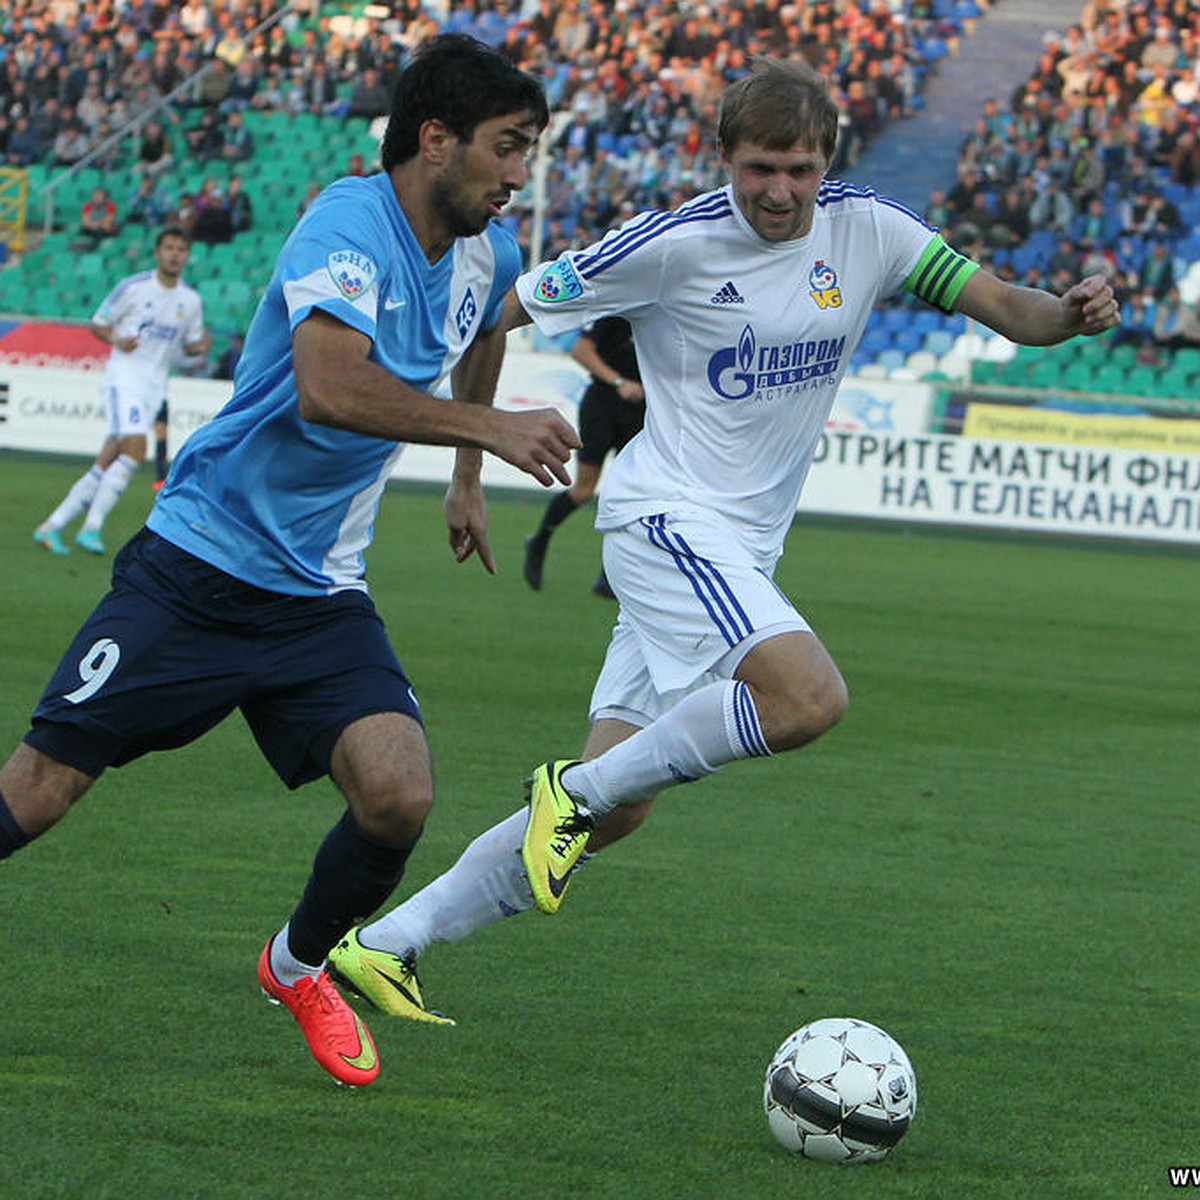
[367,962,422,1005]
[338,1017,378,1071]
[546,868,572,898]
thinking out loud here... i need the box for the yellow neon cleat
[327,928,455,1025]
[521,760,594,915]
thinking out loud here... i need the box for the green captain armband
[902,235,980,314]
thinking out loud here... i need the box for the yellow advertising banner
[963,403,1200,454]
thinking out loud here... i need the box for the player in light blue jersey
[0,35,576,1086]
[328,57,1120,1022]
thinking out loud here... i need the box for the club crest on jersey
[533,259,583,304]
[455,286,477,338]
[327,249,377,301]
[706,323,844,400]
[808,260,842,309]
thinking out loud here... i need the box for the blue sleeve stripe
[575,191,731,279]
[817,180,933,230]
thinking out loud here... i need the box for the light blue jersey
[148,173,520,595]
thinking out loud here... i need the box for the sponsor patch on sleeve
[327,249,378,302]
[532,259,583,304]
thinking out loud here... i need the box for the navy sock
[533,490,580,541]
[155,436,168,481]
[286,810,418,966]
[0,789,31,860]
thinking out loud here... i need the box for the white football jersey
[517,181,944,566]
[93,270,205,405]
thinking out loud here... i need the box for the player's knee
[352,781,432,845]
[342,756,433,844]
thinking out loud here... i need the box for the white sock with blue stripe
[360,809,534,957]
[566,679,770,816]
[82,454,137,533]
[42,465,103,531]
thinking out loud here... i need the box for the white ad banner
[11,354,1189,544]
[0,352,934,463]
[801,431,1200,545]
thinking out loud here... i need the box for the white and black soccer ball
[763,1016,917,1164]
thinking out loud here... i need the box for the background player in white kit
[326,57,1120,1020]
[33,226,210,556]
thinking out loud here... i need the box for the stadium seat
[1089,364,1128,396]
[923,329,956,357]
[970,360,1002,384]
[980,335,1017,362]
[905,351,938,375]
[890,328,925,355]
[951,331,989,361]
[1156,364,1193,399]
[936,351,969,379]
[1060,363,1093,392]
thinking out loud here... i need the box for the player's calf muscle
[0,743,93,838]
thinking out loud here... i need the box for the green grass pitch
[1,453,1196,1200]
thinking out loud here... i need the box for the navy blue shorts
[26,529,421,788]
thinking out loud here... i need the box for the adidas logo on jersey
[710,281,745,305]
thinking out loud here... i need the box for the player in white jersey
[0,36,577,1087]
[326,57,1120,1024]
[33,226,210,556]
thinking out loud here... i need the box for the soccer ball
[763,1017,917,1164]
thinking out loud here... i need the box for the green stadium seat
[1060,363,1093,392]
[1121,367,1160,399]
[1074,336,1112,364]
[1089,363,1128,396]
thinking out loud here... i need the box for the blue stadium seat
[891,328,925,355]
[923,329,956,357]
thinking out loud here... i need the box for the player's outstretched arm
[954,269,1121,346]
[444,318,510,573]
[293,311,578,486]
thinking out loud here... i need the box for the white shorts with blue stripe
[102,380,159,438]
[589,510,809,726]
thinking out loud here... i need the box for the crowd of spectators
[922,0,1200,359]
[0,0,1197,364]
[0,0,975,262]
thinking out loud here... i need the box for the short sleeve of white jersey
[517,209,670,335]
[92,273,149,338]
[869,192,941,299]
[279,178,383,344]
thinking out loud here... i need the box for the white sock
[270,922,323,986]
[566,679,770,816]
[360,809,533,958]
[42,466,103,531]
[82,454,138,533]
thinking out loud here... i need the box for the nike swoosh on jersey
[384,296,407,310]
